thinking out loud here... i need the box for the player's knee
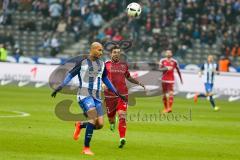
[162,92,167,97]
[118,111,127,120]
[95,116,104,129]
[88,119,96,125]
[96,119,104,129]
[208,92,213,96]
[109,117,115,123]
[87,108,98,121]
[95,124,103,129]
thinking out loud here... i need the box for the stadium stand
[0,0,239,67]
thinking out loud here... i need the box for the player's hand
[139,82,146,91]
[119,94,127,103]
[102,84,107,90]
[51,90,58,98]
[51,86,62,98]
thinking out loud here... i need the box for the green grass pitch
[0,85,239,160]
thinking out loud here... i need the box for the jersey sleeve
[60,61,82,87]
[69,57,85,77]
[69,64,81,77]
[102,67,119,96]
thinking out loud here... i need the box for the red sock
[118,117,126,138]
[169,96,174,110]
[162,96,167,110]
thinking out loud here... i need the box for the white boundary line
[0,111,30,118]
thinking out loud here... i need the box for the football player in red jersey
[159,50,183,113]
[104,45,145,148]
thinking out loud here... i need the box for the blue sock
[198,93,206,98]
[81,122,97,129]
[84,123,95,147]
[209,96,216,108]
[80,122,87,128]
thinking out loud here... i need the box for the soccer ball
[126,2,141,17]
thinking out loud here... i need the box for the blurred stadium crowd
[0,0,240,68]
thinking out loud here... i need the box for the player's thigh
[168,83,174,92]
[204,83,213,95]
[78,97,97,121]
[161,82,168,94]
[209,84,214,95]
[162,83,174,95]
[168,85,174,96]
[87,108,98,123]
[93,99,105,128]
[105,97,118,119]
[93,98,104,117]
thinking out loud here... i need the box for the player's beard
[93,52,102,59]
[112,55,120,62]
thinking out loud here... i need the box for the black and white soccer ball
[126,2,142,18]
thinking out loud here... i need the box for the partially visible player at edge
[51,42,126,156]
[159,50,183,113]
[104,45,146,148]
[194,55,220,111]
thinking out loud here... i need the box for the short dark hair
[111,45,120,52]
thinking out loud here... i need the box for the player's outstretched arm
[51,73,73,97]
[102,67,127,102]
[126,76,146,90]
[51,63,80,98]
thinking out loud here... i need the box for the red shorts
[105,96,128,118]
[162,82,174,93]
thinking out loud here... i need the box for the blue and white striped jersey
[201,62,218,84]
[68,57,105,101]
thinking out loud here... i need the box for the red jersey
[159,58,179,83]
[104,60,130,97]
